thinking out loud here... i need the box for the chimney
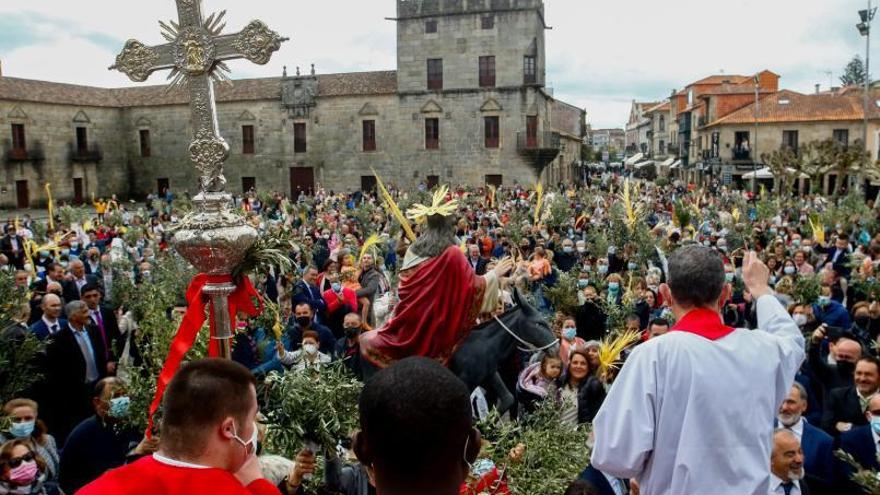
[815,83,820,94]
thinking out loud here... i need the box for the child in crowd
[516,354,563,413]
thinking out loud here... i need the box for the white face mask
[792,314,807,327]
[303,343,318,355]
[232,421,258,458]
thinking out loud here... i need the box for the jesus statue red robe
[360,244,501,367]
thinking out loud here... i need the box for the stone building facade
[0,0,584,207]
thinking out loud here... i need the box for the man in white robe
[591,248,805,495]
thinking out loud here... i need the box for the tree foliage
[841,55,868,87]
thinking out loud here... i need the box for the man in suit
[81,283,120,362]
[41,300,112,445]
[770,429,811,495]
[292,265,327,323]
[838,394,880,493]
[817,234,852,278]
[63,259,98,303]
[777,382,834,492]
[0,224,26,269]
[822,356,880,437]
[28,293,66,340]
[466,244,488,276]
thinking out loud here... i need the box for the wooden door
[241,177,256,193]
[485,174,503,187]
[290,167,314,197]
[157,178,170,196]
[360,175,377,194]
[526,116,538,148]
[426,175,439,189]
[73,178,84,205]
[15,180,28,208]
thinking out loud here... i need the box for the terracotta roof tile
[705,90,864,126]
[0,70,398,108]
[691,74,749,86]
[644,101,670,113]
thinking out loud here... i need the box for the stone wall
[711,121,868,163]
[0,100,129,207]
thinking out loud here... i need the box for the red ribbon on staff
[145,273,263,439]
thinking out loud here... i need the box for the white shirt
[768,474,801,495]
[781,417,804,440]
[591,295,805,495]
[602,471,626,495]
[41,316,60,336]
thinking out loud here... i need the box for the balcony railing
[68,143,103,163]
[517,131,560,152]
[3,140,45,164]
[732,149,751,161]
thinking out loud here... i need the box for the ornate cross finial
[110,0,288,194]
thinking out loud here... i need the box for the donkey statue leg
[486,371,515,415]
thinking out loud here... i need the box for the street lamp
[858,2,877,171]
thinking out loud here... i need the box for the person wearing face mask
[554,239,578,273]
[849,302,874,348]
[558,317,586,368]
[321,271,358,339]
[276,331,331,373]
[0,439,47,495]
[0,400,58,494]
[284,303,335,355]
[59,378,156,495]
[604,274,623,306]
[812,286,852,329]
[80,360,277,495]
[335,313,366,380]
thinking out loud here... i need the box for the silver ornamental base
[172,192,257,359]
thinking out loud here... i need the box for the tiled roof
[701,85,775,96]
[0,77,123,108]
[644,101,670,113]
[0,70,398,108]
[705,89,864,126]
[691,74,749,86]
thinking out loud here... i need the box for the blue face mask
[769,275,777,285]
[109,396,131,418]
[725,273,734,283]
[608,282,620,292]
[598,265,609,275]
[784,266,796,275]
[563,327,577,341]
[577,279,589,289]
[563,246,573,254]
[331,282,342,293]
[9,420,35,439]
[872,416,880,435]
[818,296,831,307]
[627,262,638,271]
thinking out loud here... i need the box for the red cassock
[76,456,280,495]
[361,245,487,367]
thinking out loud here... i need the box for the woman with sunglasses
[0,400,58,495]
[0,438,48,495]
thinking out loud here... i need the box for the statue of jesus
[360,188,513,368]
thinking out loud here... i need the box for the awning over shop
[624,153,644,166]
[660,157,675,167]
[635,160,655,169]
[670,160,682,169]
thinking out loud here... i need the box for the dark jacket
[0,234,26,269]
[29,318,68,341]
[466,256,488,276]
[838,425,879,493]
[821,386,868,436]
[575,301,606,342]
[41,323,109,445]
[578,465,628,495]
[559,374,606,424]
[58,415,140,495]
[285,320,336,355]
[292,281,327,316]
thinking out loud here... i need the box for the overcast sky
[0,0,871,128]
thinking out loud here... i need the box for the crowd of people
[2,173,880,494]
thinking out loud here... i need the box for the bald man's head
[832,337,862,363]
[41,293,62,320]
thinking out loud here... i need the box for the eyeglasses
[5,451,35,468]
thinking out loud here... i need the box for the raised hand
[741,251,772,299]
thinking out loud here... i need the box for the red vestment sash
[360,245,486,367]
[146,274,262,438]
[669,307,735,341]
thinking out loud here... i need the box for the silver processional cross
[110,1,287,359]
[111,0,287,193]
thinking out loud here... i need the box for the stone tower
[395,0,547,93]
